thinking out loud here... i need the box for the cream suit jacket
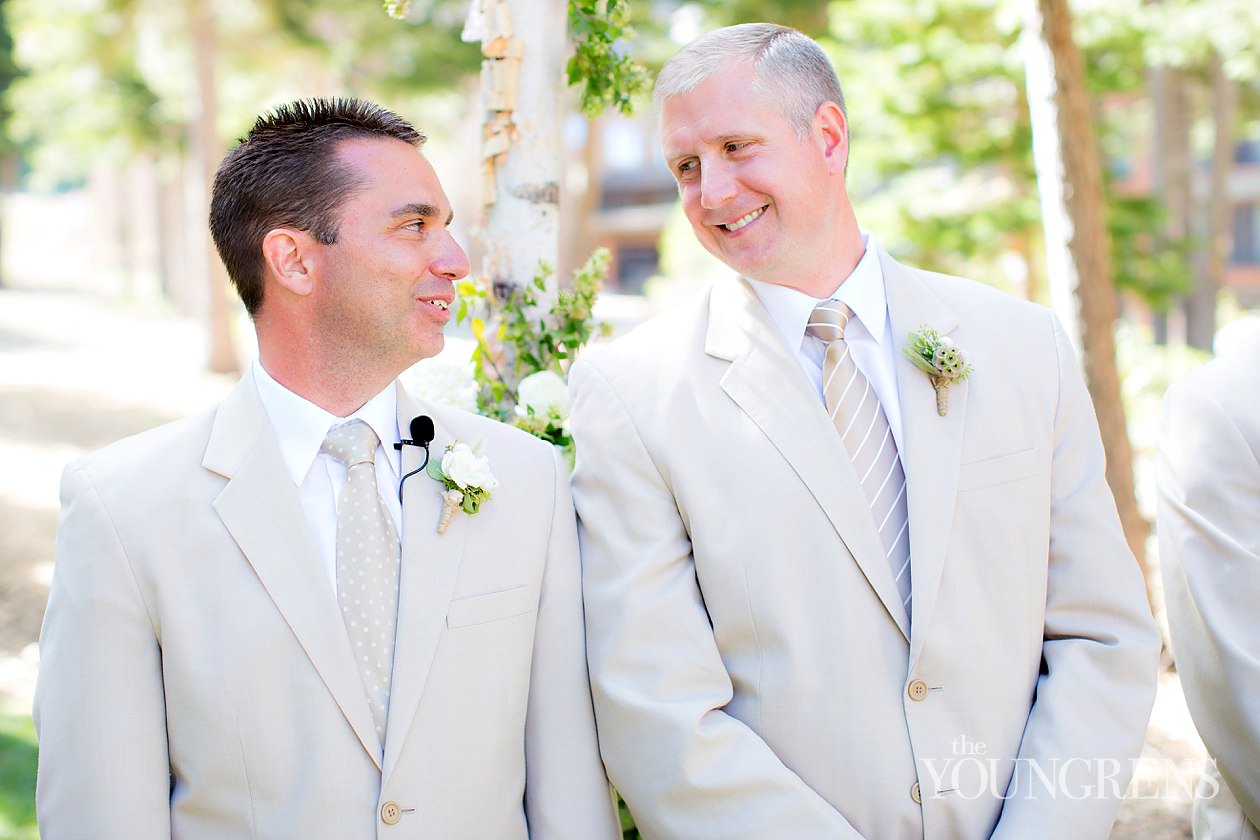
[569,249,1161,839]
[35,371,619,839]
[1158,326,1260,840]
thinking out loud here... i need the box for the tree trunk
[1150,61,1192,346]
[471,0,564,305]
[188,0,239,375]
[1020,0,1150,579]
[1185,51,1236,350]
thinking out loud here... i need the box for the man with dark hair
[569,23,1159,839]
[35,98,618,839]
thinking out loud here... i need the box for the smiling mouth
[426,299,450,311]
[720,206,767,232]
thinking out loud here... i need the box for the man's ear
[815,101,849,175]
[262,228,317,297]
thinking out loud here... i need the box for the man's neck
[777,215,866,299]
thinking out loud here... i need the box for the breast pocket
[956,447,1042,492]
[446,585,536,629]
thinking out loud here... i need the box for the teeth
[723,207,765,232]
[430,300,449,310]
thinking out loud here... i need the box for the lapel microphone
[394,415,435,502]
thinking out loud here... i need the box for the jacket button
[381,801,402,825]
[907,679,929,701]
[911,782,922,804]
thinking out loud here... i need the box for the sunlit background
[1,0,1258,836]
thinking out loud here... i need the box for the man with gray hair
[569,23,1159,839]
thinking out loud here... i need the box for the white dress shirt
[746,233,905,447]
[252,360,402,594]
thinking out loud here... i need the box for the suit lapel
[205,373,383,768]
[382,387,469,781]
[708,278,910,640]
[881,252,968,662]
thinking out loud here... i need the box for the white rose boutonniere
[512,370,574,460]
[516,370,570,418]
[427,441,498,533]
[903,326,973,416]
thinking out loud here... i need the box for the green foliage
[1136,0,1260,80]
[618,795,640,838]
[567,0,650,117]
[4,0,479,187]
[686,0,831,37]
[513,406,572,450]
[1107,193,1194,311]
[382,0,411,18]
[456,247,612,422]
[5,0,181,186]
[0,712,38,839]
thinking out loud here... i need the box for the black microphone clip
[394,415,435,452]
[395,415,435,502]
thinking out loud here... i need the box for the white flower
[441,443,499,491]
[515,370,570,419]
[401,357,478,413]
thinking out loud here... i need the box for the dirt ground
[0,279,1206,836]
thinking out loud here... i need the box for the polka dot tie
[321,419,400,746]
[807,301,912,625]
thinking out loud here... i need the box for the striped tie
[807,301,912,622]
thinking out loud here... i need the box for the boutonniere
[903,326,973,416]
[513,370,575,465]
[426,441,498,534]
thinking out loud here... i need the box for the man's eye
[677,160,697,175]
[725,142,746,153]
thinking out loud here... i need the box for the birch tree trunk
[469,0,565,308]
[1186,51,1236,350]
[189,0,239,374]
[1021,0,1149,578]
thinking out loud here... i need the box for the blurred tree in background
[2,0,480,370]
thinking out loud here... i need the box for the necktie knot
[321,419,379,469]
[806,300,853,344]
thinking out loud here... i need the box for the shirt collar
[252,359,400,486]
[747,231,888,350]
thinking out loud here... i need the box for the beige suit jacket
[1158,326,1260,840]
[569,249,1160,839]
[35,371,619,839]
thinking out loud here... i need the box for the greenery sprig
[567,0,650,117]
[456,248,612,452]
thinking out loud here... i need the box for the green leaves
[456,247,612,426]
[567,0,649,117]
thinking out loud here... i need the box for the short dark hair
[209,97,425,316]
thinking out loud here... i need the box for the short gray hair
[654,23,846,137]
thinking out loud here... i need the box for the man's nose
[434,232,471,281]
[699,161,737,210]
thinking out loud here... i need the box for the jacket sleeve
[35,461,173,840]
[524,444,621,839]
[990,316,1161,838]
[569,358,864,840]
